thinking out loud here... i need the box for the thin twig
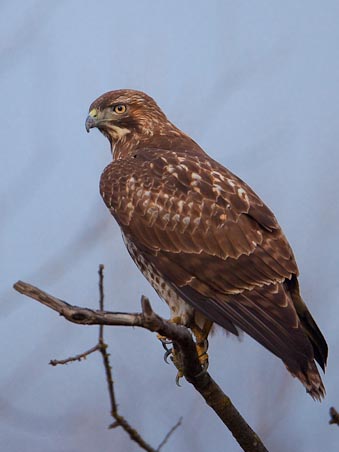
[98,264,105,311]
[156,417,182,451]
[13,279,269,452]
[49,344,100,366]
[96,264,118,417]
[96,265,157,450]
[329,407,339,426]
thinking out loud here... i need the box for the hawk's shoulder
[100,147,297,276]
[100,148,277,225]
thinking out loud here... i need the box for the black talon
[175,373,182,387]
[163,348,173,364]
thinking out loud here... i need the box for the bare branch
[13,279,268,452]
[49,345,100,366]
[13,280,142,326]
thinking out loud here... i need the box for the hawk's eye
[112,104,126,114]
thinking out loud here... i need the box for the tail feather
[286,276,328,372]
[288,360,326,401]
[172,273,327,400]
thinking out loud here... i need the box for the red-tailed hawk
[85,89,327,400]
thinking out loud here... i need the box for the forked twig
[35,266,180,452]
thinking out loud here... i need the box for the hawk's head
[86,89,171,157]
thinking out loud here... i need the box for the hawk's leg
[190,319,213,372]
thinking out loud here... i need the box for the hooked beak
[85,108,99,133]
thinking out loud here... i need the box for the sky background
[1,1,339,451]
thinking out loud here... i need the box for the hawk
[85,89,327,400]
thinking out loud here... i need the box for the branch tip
[13,280,24,292]
[329,407,339,426]
[141,295,153,316]
[157,416,183,451]
[109,421,119,429]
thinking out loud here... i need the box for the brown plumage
[86,89,327,400]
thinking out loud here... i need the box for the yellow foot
[157,318,212,382]
[195,339,209,373]
[157,333,172,348]
[171,345,184,386]
[157,317,182,362]
[191,320,213,373]
[157,330,185,385]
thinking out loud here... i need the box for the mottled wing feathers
[100,147,326,398]
[100,148,297,288]
[101,149,292,249]
[99,144,327,399]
